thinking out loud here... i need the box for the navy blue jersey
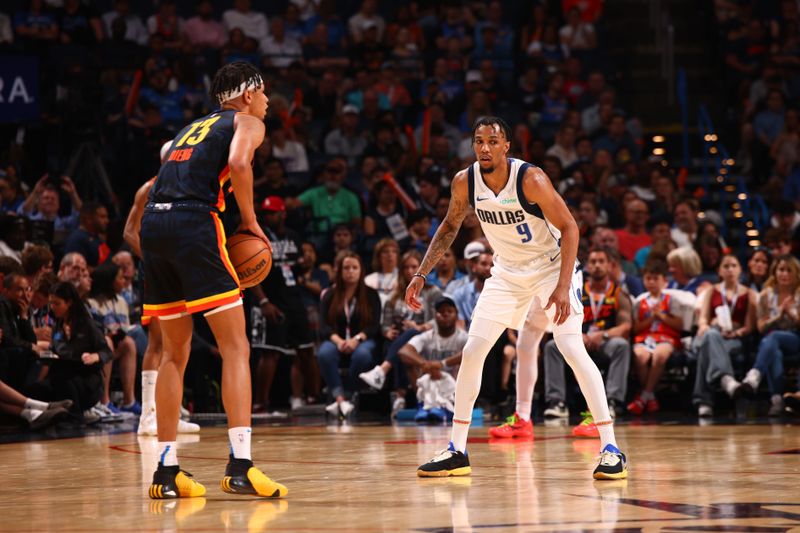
[150,109,237,211]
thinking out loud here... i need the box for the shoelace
[598,451,621,467]
[502,414,519,426]
[579,411,594,425]
[432,448,455,462]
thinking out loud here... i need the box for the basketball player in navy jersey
[406,116,628,479]
[141,62,288,499]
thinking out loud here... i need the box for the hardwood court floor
[1,422,799,532]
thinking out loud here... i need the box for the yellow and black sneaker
[220,456,288,498]
[417,442,471,478]
[593,444,628,480]
[148,463,206,499]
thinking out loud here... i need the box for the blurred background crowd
[0,0,799,431]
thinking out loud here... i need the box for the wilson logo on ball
[226,233,273,288]
[237,258,267,279]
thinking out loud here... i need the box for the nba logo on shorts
[576,288,582,301]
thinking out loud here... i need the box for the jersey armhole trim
[467,164,475,209]
[515,163,542,218]
[516,163,562,248]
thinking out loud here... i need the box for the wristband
[413,272,426,282]
[259,298,269,306]
[441,359,449,371]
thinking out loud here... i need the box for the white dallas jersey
[468,158,561,271]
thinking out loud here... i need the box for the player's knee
[462,336,491,362]
[553,332,586,358]
[552,313,583,337]
[148,334,163,354]
[206,331,247,363]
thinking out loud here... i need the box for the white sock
[450,321,507,452]
[158,441,178,466]
[515,327,544,421]
[516,403,532,421]
[640,390,655,402]
[228,427,252,460]
[598,424,617,449]
[24,398,49,411]
[450,422,470,453]
[142,370,158,413]
[20,408,42,422]
[554,332,617,448]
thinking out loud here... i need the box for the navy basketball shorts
[141,205,240,319]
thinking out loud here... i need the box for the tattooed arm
[405,171,470,311]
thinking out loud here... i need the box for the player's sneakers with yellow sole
[220,456,288,498]
[572,411,600,438]
[593,444,628,480]
[417,442,471,477]
[149,463,206,499]
[488,412,533,439]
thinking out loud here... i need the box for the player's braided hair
[210,62,264,105]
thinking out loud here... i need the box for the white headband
[216,74,264,104]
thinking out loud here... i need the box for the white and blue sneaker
[593,444,628,480]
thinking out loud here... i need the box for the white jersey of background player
[406,116,628,480]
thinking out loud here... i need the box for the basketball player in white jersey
[406,116,627,479]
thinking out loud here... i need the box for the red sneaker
[645,397,660,413]
[488,412,533,439]
[627,394,645,415]
[572,411,600,438]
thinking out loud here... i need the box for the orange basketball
[226,233,272,288]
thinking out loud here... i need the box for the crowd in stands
[0,0,799,431]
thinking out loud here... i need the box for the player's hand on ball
[545,285,571,325]
[237,221,273,254]
[405,276,424,312]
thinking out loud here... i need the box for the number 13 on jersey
[176,116,221,147]
[167,116,221,162]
